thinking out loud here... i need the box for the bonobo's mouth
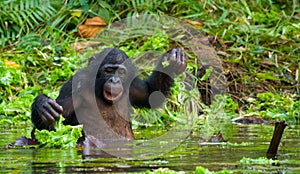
[103,88,123,102]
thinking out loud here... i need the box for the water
[0,124,299,173]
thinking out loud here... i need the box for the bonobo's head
[89,48,136,104]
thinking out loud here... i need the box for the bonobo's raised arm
[129,48,186,108]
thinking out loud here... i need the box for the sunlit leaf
[71,11,83,17]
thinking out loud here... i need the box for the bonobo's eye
[104,67,115,74]
[117,68,126,75]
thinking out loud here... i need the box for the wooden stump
[266,120,288,159]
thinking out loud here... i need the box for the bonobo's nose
[109,76,120,84]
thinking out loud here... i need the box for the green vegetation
[240,157,279,166]
[195,167,231,174]
[245,92,299,122]
[34,117,82,149]
[145,167,231,174]
[0,0,299,172]
[239,157,281,173]
[197,95,235,140]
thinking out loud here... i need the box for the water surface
[0,124,299,173]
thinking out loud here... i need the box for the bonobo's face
[92,48,135,104]
[101,63,127,103]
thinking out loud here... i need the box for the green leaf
[200,67,213,81]
[71,11,83,17]
[34,117,83,149]
[256,72,280,81]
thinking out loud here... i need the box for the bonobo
[31,48,186,140]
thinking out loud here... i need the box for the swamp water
[0,124,299,173]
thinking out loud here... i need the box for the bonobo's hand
[32,94,63,129]
[158,48,187,76]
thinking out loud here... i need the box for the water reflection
[0,124,299,173]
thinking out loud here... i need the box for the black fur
[31,48,186,136]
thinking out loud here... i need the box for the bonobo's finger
[40,111,55,125]
[44,102,60,121]
[40,114,48,124]
[181,50,186,64]
[176,48,181,62]
[171,49,186,74]
[49,100,63,113]
[175,48,182,68]
[168,49,177,69]
[170,48,177,62]
[44,111,55,123]
[179,51,187,72]
[171,48,180,70]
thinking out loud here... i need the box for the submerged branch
[266,120,288,159]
